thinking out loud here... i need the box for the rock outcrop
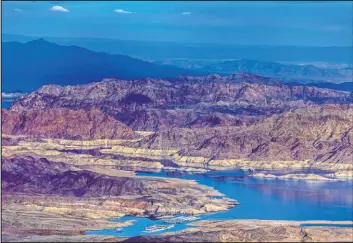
[2,108,138,140]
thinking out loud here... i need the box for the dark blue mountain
[2,39,204,92]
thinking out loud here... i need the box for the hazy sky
[2,1,352,46]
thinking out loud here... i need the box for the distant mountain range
[2,39,202,92]
[203,59,343,77]
[3,34,352,63]
[157,58,353,84]
[2,37,352,93]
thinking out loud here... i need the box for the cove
[86,169,353,238]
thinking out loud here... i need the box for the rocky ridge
[4,75,353,171]
[9,74,352,131]
[135,104,353,167]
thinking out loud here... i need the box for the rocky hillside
[136,104,353,164]
[2,108,138,140]
[2,155,236,217]
[9,74,353,131]
[2,156,146,197]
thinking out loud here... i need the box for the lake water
[86,169,353,237]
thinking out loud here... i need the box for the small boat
[115,227,123,232]
[143,224,175,233]
[162,216,200,224]
[182,216,200,221]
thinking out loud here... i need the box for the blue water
[86,169,353,237]
[87,216,199,238]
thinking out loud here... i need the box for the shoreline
[3,136,353,242]
[188,219,353,226]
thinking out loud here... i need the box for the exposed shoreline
[3,135,353,181]
[3,217,352,242]
[249,172,346,181]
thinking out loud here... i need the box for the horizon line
[2,33,351,48]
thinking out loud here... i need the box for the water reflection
[244,180,353,206]
[139,169,353,221]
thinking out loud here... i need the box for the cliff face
[137,104,353,164]
[9,74,352,131]
[2,108,138,140]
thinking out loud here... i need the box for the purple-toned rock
[9,74,352,131]
[2,108,138,140]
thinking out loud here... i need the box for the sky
[2,1,352,46]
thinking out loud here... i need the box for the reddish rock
[2,108,138,140]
